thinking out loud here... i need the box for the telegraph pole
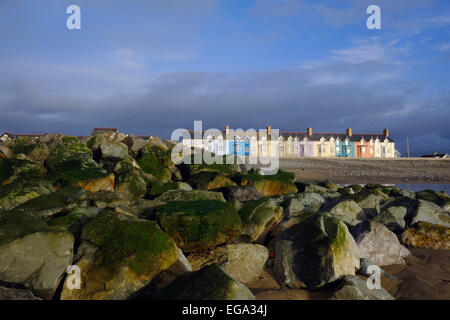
[406,137,410,158]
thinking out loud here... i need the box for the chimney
[306,127,312,136]
[225,125,229,135]
[383,128,389,137]
[346,128,352,137]
[267,125,271,135]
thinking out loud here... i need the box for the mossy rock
[188,172,237,190]
[275,213,360,289]
[187,159,241,177]
[61,211,179,300]
[152,264,255,300]
[237,170,298,197]
[15,185,87,219]
[9,137,38,156]
[0,158,43,184]
[46,153,108,185]
[401,222,450,249]
[138,151,172,183]
[148,181,192,198]
[416,190,450,209]
[48,206,99,236]
[328,200,365,226]
[0,178,55,211]
[0,159,13,183]
[46,139,92,169]
[0,210,74,299]
[155,200,242,252]
[153,189,226,203]
[114,160,148,200]
[239,198,283,243]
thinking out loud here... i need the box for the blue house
[335,137,355,157]
[229,136,250,156]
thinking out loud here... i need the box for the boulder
[237,170,298,197]
[47,206,99,236]
[280,192,325,219]
[274,213,360,289]
[76,173,115,193]
[239,198,283,243]
[374,206,407,233]
[357,258,397,280]
[147,181,192,199]
[152,264,255,300]
[0,158,43,184]
[0,286,41,300]
[15,185,87,219]
[114,157,149,200]
[88,191,131,209]
[330,276,394,300]
[355,193,384,220]
[60,211,179,300]
[0,210,74,299]
[409,199,450,228]
[401,222,450,249]
[328,200,365,226]
[305,184,341,198]
[138,147,173,183]
[416,190,450,210]
[187,244,268,284]
[99,142,128,161]
[155,200,242,252]
[0,178,55,211]
[121,135,147,157]
[219,185,262,202]
[353,221,410,266]
[154,189,226,203]
[0,145,12,159]
[188,172,237,190]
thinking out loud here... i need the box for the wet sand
[249,249,450,300]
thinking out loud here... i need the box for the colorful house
[184,126,395,159]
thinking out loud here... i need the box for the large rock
[220,185,262,202]
[280,192,325,219]
[88,191,131,209]
[155,200,242,252]
[274,213,360,289]
[99,142,128,161]
[47,206,99,236]
[0,210,74,299]
[0,286,41,300]
[353,221,410,266]
[121,135,147,157]
[114,158,148,200]
[138,147,173,183]
[187,244,268,284]
[416,190,450,211]
[0,145,12,159]
[154,189,226,203]
[76,173,115,193]
[239,198,283,243]
[188,172,237,190]
[330,276,394,300]
[15,185,87,219]
[237,170,298,197]
[401,222,450,249]
[409,199,450,228]
[374,206,407,233]
[304,184,341,198]
[147,181,192,199]
[328,200,365,226]
[0,178,55,211]
[0,158,43,184]
[355,192,384,220]
[60,211,179,300]
[152,264,255,300]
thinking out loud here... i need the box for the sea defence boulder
[409,199,450,228]
[0,177,55,211]
[279,192,325,219]
[113,157,148,200]
[0,210,74,299]
[239,198,283,243]
[153,189,226,203]
[188,172,237,190]
[147,181,192,199]
[60,211,179,300]
[374,205,407,234]
[152,264,255,300]
[219,185,262,202]
[328,200,365,226]
[401,222,450,249]
[236,170,298,197]
[187,244,268,284]
[274,213,360,289]
[416,190,450,211]
[352,221,410,266]
[138,146,173,183]
[155,200,242,252]
[330,276,394,300]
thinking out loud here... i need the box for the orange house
[355,137,375,158]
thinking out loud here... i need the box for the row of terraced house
[185,126,397,158]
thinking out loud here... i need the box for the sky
[0,0,449,156]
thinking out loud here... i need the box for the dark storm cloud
[0,55,448,156]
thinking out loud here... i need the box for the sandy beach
[248,248,450,300]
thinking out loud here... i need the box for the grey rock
[374,206,407,233]
[330,276,395,300]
